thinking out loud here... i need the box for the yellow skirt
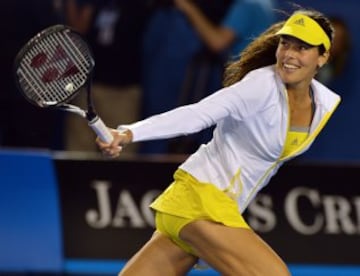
[150,169,250,255]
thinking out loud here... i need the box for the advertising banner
[55,155,360,265]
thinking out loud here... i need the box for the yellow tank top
[281,127,309,157]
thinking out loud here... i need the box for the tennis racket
[13,24,113,143]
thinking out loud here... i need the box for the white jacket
[120,65,341,213]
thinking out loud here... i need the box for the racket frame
[13,25,113,143]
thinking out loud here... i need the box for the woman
[97,9,340,276]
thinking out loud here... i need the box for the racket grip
[88,116,113,143]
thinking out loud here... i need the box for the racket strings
[16,28,93,106]
[20,41,70,103]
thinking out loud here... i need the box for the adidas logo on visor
[293,18,305,26]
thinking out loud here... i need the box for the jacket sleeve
[120,67,276,142]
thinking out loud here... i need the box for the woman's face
[276,35,329,88]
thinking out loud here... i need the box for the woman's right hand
[96,128,133,158]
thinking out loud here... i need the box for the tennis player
[97,9,340,276]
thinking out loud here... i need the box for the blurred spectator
[64,0,94,34]
[0,0,65,149]
[63,0,150,153]
[316,16,352,92]
[140,0,277,154]
[174,0,277,58]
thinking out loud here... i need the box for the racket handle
[88,116,113,143]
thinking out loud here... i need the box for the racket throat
[88,114,101,125]
[85,81,97,121]
[86,109,97,121]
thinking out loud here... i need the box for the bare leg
[119,232,198,276]
[180,220,291,276]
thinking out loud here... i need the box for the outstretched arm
[96,86,236,158]
[96,69,273,158]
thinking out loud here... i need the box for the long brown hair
[223,22,283,87]
[223,9,334,87]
